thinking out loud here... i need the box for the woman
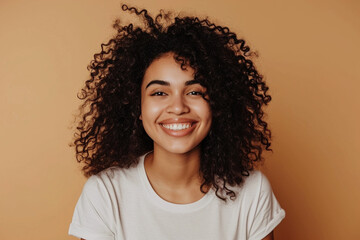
[69,4,285,240]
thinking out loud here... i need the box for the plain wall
[0,0,359,239]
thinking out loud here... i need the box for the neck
[144,146,203,189]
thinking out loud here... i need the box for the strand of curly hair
[74,4,272,201]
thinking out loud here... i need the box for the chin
[157,142,200,155]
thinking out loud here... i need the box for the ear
[139,114,142,120]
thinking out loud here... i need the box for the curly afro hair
[74,4,272,201]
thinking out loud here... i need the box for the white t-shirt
[69,153,285,240]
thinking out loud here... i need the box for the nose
[166,94,190,115]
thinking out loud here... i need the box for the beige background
[1,0,359,239]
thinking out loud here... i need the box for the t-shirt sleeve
[247,172,285,240]
[69,175,115,240]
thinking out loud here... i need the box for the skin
[80,52,275,239]
[140,52,212,204]
[263,231,274,240]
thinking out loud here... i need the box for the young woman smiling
[69,4,285,240]
[140,52,212,205]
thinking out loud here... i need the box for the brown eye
[187,91,204,96]
[150,91,167,96]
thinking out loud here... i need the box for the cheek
[193,102,212,122]
[141,98,162,124]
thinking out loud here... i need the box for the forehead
[142,53,195,86]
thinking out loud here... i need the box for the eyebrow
[145,79,201,89]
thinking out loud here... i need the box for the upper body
[69,153,285,240]
[70,4,285,240]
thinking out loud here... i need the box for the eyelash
[150,91,204,96]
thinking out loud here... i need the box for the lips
[158,118,197,137]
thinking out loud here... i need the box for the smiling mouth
[160,123,193,131]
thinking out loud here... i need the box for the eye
[150,91,167,96]
[187,91,204,96]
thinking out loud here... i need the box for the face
[140,53,212,155]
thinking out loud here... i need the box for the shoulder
[228,171,285,239]
[82,164,140,199]
[228,170,272,198]
[225,170,279,214]
[243,170,272,192]
[242,171,285,239]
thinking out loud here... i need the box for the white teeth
[161,123,192,130]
